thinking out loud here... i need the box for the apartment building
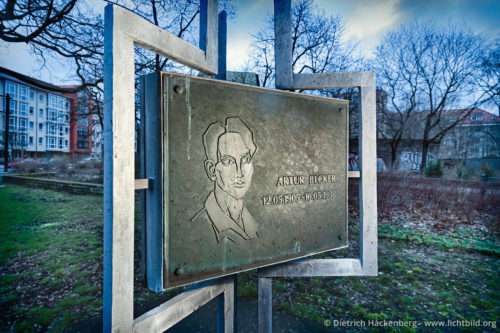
[0,68,71,160]
[59,87,94,158]
[0,67,100,161]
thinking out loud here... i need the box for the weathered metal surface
[149,72,348,289]
[257,2,378,331]
[258,278,272,333]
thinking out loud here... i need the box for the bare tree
[476,38,500,111]
[1,0,234,156]
[0,0,77,42]
[249,0,361,88]
[374,21,488,171]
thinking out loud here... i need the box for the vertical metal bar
[200,0,218,72]
[224,279,235,333]
[144,73,163,292]
[258,278,272,333]
[274,0,292,89]
[216,11,227,80]
[359,85,378,275]
[3,94,10,171]
[139,76,147,285]
[205,0,218,70]
[104,4,136,332]
[199,0,207,52]
[233,274,238,331]
[217,294,224,333]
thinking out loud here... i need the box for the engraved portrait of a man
[191,117,259,245]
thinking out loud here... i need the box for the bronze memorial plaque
[143,72,348,290]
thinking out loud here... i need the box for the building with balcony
[0,67,71,160]
[58,87,94,158]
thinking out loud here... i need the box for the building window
[48,94,57,108]
[30,91,34,101]
[39,137,43,144]
[59,139,63,149]
[65,127,69,134]
[65,139,68,146]
[39,123,43,131]
[58,97,64,110]
[19,102,28,116]
[29,106,34,114]
[78,127,89,138]
[9,117,16,131]
[6,81,17,98]
[19,86,28,101]
[39,109,44,117]
[48,109,57,122]
[77,115,89,127]
[47,136,56,149]
[29,136,33,144]
[18,118,27,132]
[29,121,34,129]
[39,94,44,102]
[8,133,15,145]
[65,114,69,122]
[78,140,89,149]
[471,114,483,121]
[47,123,56,135]
[19,134,27,145]
[9,100,17,115]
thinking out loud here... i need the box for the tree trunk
[391,148,397,168]
[420,141,430,172]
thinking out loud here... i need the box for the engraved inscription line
[276,173,336,186]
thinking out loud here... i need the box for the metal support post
[4,94,10,171]
[216,11,227,80]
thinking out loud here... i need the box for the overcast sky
[1,0,499,87]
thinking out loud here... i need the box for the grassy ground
[0,184,171,332]
[0,182,498,332]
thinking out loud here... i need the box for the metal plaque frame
[103,1,238,332]
[143,72,350,291]
[104,0,376,331]
[256,1,378,332]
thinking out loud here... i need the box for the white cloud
[346,0,403,40]
[227,33,254,71]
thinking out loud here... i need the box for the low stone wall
[2,174,103,195]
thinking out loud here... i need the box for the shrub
[47,157,72,173]
[480,162,495,178]
[424,160,443,178]
[456,165,476,180]
[76,158,101,169]
[12,159,40,174]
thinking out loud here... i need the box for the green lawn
[0,183,498,332]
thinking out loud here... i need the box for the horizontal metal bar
[348,171,360,178]
[257,258,375,278]
[292,72,375,89]
[111,4,217,75]
[134,178,152,190]
[133,277,232,332]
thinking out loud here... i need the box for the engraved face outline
[215,132,254,199]
[192,117,260,245]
